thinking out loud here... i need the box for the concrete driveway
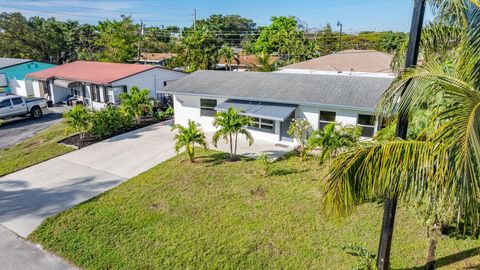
[0,106,69,149]
[0,121,176,237]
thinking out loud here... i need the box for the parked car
[0,95,47,119]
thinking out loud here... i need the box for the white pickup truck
[0,95,47,120]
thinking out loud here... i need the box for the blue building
[0,58,56,97]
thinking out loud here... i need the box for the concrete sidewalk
[0,225,77,270]
[0,121,177,237]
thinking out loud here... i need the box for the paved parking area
[0,121,177,237]
[0,106,69,149]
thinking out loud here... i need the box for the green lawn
[0,123,73,176]
[30,150,479,269]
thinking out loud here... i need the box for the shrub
[287,118,312,160]
[307,123,360,163]
[165,106,174,116]
[340,244,377,270]
[90,106,129,137]
[120,86,153,124]
[63,105,92,140]
[257,153,273,176]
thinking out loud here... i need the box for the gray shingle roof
[164,70,394,111]
[0,58,32,69]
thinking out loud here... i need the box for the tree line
[0,12,406,71]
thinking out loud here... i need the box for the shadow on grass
[396,247,479,270]
[196,152,254,166]
[269,167,309,176]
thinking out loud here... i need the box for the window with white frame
[319,111,336,130]
[200,99,217,116]
[357,114,376,137]
[249,117,275,132]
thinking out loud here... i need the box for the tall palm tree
[322,2,480,266]
[171,120,207,163]
[212,107,253,161]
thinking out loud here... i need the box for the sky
[0,0,432,33]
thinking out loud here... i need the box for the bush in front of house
[120,86,153,124]
[63,105,92,140]
[307,122,360,164]
[90,105,133,137]
[154,106,174,120]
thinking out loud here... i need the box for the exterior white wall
[49,81,70,103]
[32,80,41,97]
[174,94,378,143]
[174,94,283,143]
[7,79,34,97]
[112,68,186,99]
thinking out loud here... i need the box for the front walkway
[0,121,177,237]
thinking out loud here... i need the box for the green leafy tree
[176,26,222,72]
[212,107,253,161]
[119,86,153,124]
[252,16,316,62]
[315,23,338,54]
[307,123,360,164]
[63,105,91,140]
[171,120,207,163]
[193,14,256,47]
[96,15,139,63]
[287,118,312,159]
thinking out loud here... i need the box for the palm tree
[248,52,276,72]
[63,105,91,140]
[212,107,253,161]
[120,86,153,124]
[218,46,235,71]
[171,120,207,163]
[322,2,480,266]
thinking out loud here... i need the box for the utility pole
[193,8,197,30]
[376,0,426,269]
[337,21,343,52]
[137,19,144,62]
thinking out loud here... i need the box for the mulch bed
[60,116,172,149]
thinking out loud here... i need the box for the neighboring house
[26,61,186,110]
[0,58,55,96]
[163,70,394,143]
[138,53,177,66]
[217,54,281,71]
[277,50,395,77]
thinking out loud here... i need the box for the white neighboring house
[163,70,394,144]
[26,61,186,110]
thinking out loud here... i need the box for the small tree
[218,46,235,71]
[212,107,253,161]
[120,86,153,124]
[287,118,312,159]
[171,120,207,163]
[308,123,361,163]
[63,105,91,140]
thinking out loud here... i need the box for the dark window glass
[249,117,274,132]
[320,111,336,122]
[357,114,376,137]
[358,114,375,126]
[0,99,11,107]
[319,111,336,130]
[11,97,23,105]
[200,99,217,117]
[163,81,167,87]
[103,87,109,103]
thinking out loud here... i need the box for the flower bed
[60,116,172,148]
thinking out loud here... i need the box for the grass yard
[0,123,73,176]
[30,149,479,269]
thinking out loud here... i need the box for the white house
[26,61,186,110]
[163,70,394,143]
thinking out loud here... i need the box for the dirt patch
[250,186,267,197]
[60,117,171,149]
